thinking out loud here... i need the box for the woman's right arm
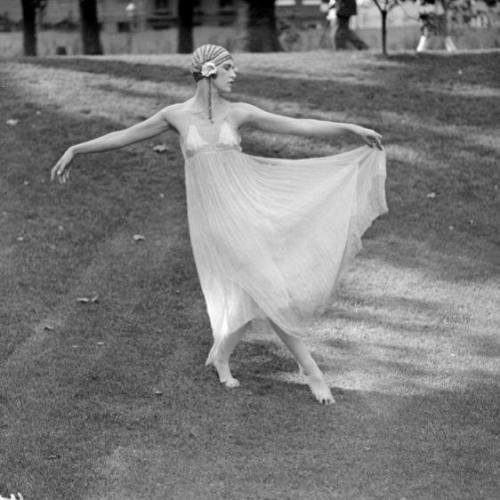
[51,108,171,183]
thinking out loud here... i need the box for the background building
[0,0,416,33]
[5,0,495,56]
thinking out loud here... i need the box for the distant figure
[328,0,369,50]
[417,0,457,52]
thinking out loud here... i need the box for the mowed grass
[0,51,499,499]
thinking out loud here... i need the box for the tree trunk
[381,9,387,56]
[178,0,194,53]
[21,0,37,56]
[246,0,281,52]
[79,0,103,55]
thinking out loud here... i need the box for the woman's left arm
[238,103,383,150]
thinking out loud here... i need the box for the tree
[371,0,400,56]
[20,0,46,56]
[245,0,281,52]
[178,0,194,53]
[79,0,103,55]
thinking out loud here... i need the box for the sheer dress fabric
[180,117,388,341]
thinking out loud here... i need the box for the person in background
[416,0,457,52]
[327,0,369,50]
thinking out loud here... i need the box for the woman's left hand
[353,126,383,150]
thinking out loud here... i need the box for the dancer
[51,45,387,405]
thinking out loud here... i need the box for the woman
[51,44,387,405]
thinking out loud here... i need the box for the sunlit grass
[0,51,499,499]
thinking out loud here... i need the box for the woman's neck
[191,80,225,113]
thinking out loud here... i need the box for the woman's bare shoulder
[228,101,262,126]
[228,101,257,112]
[161,101,192,119]
[160,100,193,130]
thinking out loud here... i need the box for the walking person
[416,0,457,52]
[51,45,387,405]
[331,0,369,50]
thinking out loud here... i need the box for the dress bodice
[180,120,242,160]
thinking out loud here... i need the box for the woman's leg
[205,321,249,388]
[268,319,334,405]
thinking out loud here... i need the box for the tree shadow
[24,53,500,127]
[2,59,500,499]
[229,286,498,405]
[54,64,499,280]
[4,58,499,290]
[57,378,499,498]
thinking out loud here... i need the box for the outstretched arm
[238,103,383,150]
[51,108,171,183]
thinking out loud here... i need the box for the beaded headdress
[191,44,233,122]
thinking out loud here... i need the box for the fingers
[373,136,383,150]
[51,161,71,184]
[358,127,383,150]
[51,157,65,181]
[50,162,59,182]
[59,169,69,184]
[50,151,75,183]
[366,133,383,150]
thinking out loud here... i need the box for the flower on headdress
[201,61,217,78]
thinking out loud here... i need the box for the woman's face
[213,60,237,93]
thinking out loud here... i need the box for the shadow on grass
[47,372,499,499]
[16,56,500,261]
[1,58,499,499]
[21,52,500,127]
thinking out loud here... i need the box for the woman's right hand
[50,148,75,184]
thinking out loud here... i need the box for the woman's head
[191,44,232,78]
[191,44,236,92]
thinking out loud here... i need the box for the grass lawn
[0,50,499,499]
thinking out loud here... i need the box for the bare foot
[305,373,335,405]
[205,347,240,388]
[209,359,240,388]
[221,375,240,388]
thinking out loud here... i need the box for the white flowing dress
[180,117,387,342]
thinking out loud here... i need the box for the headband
[191,44,232,79]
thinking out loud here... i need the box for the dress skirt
[184,146,387,340]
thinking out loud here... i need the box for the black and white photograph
[1,0,499,498]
